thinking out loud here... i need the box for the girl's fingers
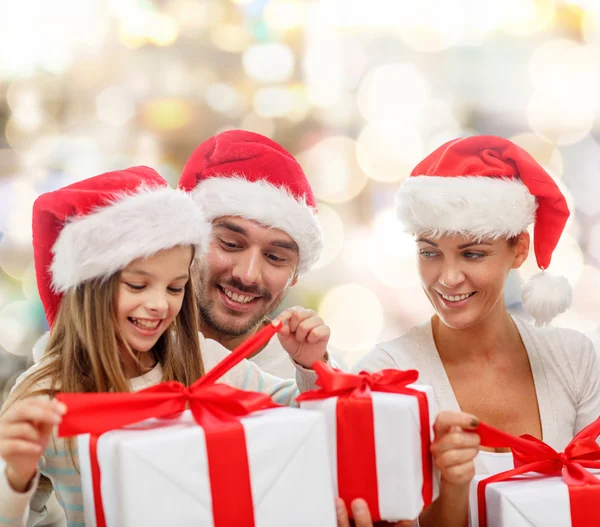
[0,438,43,458]
[335,498,351,527]
[351,499,374,527]
[1,422,41,443]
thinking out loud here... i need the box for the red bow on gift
[56,321,282,527]
[297,363,433,521]
[477,417,600,527]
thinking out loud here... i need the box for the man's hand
[274,306,330,369]
[335,498,415,527]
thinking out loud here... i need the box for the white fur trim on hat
[32,331,51,362]
[191,177,323,276]
[51,187,210,292]
[395,176,537,238]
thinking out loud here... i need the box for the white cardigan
[354,316,600,474]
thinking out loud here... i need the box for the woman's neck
[431,304,522,363]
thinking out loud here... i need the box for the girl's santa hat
[32,166,210,360]
[395,135,571,326]
[178,130,323,276]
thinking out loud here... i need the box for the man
[179,130,341,377]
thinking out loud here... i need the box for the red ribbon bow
[57,321,282,527]
[477,417,600,527]
[297,363,433,521]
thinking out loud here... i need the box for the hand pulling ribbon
[296,363,433,521]
[477,417,600,527]
[56,320,283,527]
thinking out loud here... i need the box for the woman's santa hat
[178,130,323,276]
[395,135,572,326]
[32,166,210,360]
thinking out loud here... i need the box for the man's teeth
[441,292,473,302]
[130,318,160,330]
[223,289,254,304]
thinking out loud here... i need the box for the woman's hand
[431,410,480,488]
[0,397,66,492]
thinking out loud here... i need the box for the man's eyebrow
[271,240,299,252]
[213,220,247,236]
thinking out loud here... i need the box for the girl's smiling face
[116,245,193,354]
[416,232,529,329]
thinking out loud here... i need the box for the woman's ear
[511,231,530,269]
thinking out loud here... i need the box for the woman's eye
[463,251,485,260]
[418,250,437,258]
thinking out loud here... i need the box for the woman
[338,136,600,527]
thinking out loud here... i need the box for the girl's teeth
[131,318,160,330]
[224,289,253,304]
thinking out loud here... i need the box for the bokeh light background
[1,0,600,399]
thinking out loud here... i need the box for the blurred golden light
[119,12,180,47]
[5,181,37,244]
[312,204,345,270]
[166,0,224,35]
[589,224,600,263]
[297,136,368,203]
[21,264,40,303]
[284,85,310,122]
[356,121,423,183]
[570,264,600,322]
[253,87,295,118]
[205,83,241,114]
[357,64,431,123]
[0,300,40,356]
[264,0,307,31]
[527,40,599,145]
[243,43,295,83]
[142,99,193,131]
[318,284,384,353]
[240,113,276,139]
[501,0,555,36]
[96,86,136,127]
[210,24,252,53]
[0,235,34,281]
[152,14,180,46]
[508,133,564,181]
[367,207,421,289]
[5,117,60,154]
[519,232,584,286]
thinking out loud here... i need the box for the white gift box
[78,407,337,527]
[300,386,438,521]
[469,470,600,526]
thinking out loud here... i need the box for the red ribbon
[476,417,600,527]
[57,321,282,527]
[297,363,433,521]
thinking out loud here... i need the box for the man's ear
[511,231,530,270]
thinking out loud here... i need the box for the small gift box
[297,363,439,522]
[470,419,600,527]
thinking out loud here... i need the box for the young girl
[0,167,330,526]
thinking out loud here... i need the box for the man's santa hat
[32,166,209,361]
[395,135,572,326]
[178,130,323,276]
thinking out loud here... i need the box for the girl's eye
[167,287,184,293]
[125,283,145,291]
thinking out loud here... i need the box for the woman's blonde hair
[8,269,205,402]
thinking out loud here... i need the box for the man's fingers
[306,324,330,344]
[433,411,479,437]
[351,498,374,527]
[336,498,351,527]
[293,316,324,343]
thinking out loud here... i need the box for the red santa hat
[178,130,323,276]
[33,166,210,330]
[395,135,572,326]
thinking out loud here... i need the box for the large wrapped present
[57,322,337,527]
[470,419,600,527]
[297,363,438,522]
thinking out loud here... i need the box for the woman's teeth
[223,289,254,304]
[129,318,160,330]
[441,292,474,302]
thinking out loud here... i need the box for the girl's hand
[0,397,66,492]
